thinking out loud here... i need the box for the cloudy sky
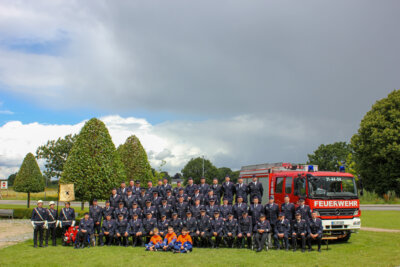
[0,0,399,178]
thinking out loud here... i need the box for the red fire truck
[240,162,361,240]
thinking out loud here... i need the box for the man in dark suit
[248,175,263,204]
[222,176,235,205]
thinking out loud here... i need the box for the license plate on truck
[332,221,344,225]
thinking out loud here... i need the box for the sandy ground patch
[0,219,32,249]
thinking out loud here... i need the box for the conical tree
[61,118,126,209]
[14,153,45,208]
[117,135,154,185]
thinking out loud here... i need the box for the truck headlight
[353,219,361,225]
[353,210,359,216]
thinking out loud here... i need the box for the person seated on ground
[162,226,177,251]
[145,228,163,251]
[75,212,94,249]
[174,227,193,253]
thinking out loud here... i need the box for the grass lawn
[0,231,399,267]
[361,210,400,229]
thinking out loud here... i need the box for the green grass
[0,231,399,267]
[0,188,59,201]
[361,210,400,229]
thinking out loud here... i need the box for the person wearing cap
[173,180,183,197]
[143,212,157,244]
[264,195,279,244]
[114,201,129,219]
[223,213,238,248]
[124,189,135,208]
[133,180,142,196]
[109,188,122,209]
[248,175,263,204]
[273,212,290,251]
[190,198,204,220]
[117,181,127,197]
[45,201,58,246]
[206,198,220,219]
[211,178,222,205]
[174,227,193,253]
[128,213,144,247]
[161,177,172,198]
[158,214,169,237]
[185,177,198,200]
[164,189,175,208]
[128,179,135,192]
[59,201,75,237]
[137,188,149,209]
[210,211,224,248]
[115,214,129,246]
[235,177,249,203]
[249,196,263,225]
[169,212,183,235]
[175,188,189,203]
[254,214,271,252]
[89,199,103,244]
[191,188,204,206]
[76,212,94,249]
[291,212,307,252]
[31,200,47,248]
[296,198,312,221]
[175,195,189,219]
[220,198,233,220]
[281,195,295,222]
[307,210,323,252]
[129,202,143,220]
[182,211,198,246]
[152,190,162,208]
[233,195,248,219]
[197,209,211,247]
[100,214,115,246]
[199,177,210,196]
[237,211,252,249]
[143,199,157,218]
[158,199,173,220]
[102,200,114,220]
[204,189,217,206]
[162,226,177,251]
[222,175,235,205]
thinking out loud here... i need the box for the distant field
[0,231,399,267]
[360,210,400,230]
[0,188,58,201]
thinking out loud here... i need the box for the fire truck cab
[240,162,361,240]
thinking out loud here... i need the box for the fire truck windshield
[307,176,357,199]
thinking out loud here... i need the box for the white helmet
[49,201,55,205]
[37,200,43,204]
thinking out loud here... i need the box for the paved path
[360,204,400,211]
[361,227,400,233]
[0,219,32,249]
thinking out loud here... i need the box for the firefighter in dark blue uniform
[235,177,248,203]
[45,201,58,246]
[211,177,222,205]
[133,180,142,196]
[128,213,143,247]
[191,199,204,219]
[102,200,114,220]
[165,189,176,207]
[182,211,198,246]
[185,177,198,201]
[31,200,47,248]
[143,212,157,244]
[196,208,211,247]
[129,202,143,219]
[296,198,312,221]
[170,212,183,235]
[291,212,307,252]
[158,214,169,237]
[233,196,248,219]
[222,176,235,205]
[161,177,172,198]
[100,214,115,246]
[158,199,173,220]
[115,213,129,246]
[281,195,296,222]
[254,214,271,252]
[237,211,252,249]
[248,175,263,204]
[220,198,233,220]
[198,177,210,196]
[143,200,157,219]
[249,196,263,225]
[307,210,323,252]
[124,189,135,208]
[223,213,237,248]
[175,196,189,219]
[89,199,103,244]
[206,199,220,219]
[117,181,128,197]
[173,180,183,197]
[264,196,279,240]
[59,202,75,236]
[76,212,94,249]
[274,212,290,251]
[109,188,122,208]
[191,188,204,206]
[210,211,224,248]
[114,201,129,219]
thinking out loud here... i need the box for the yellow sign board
[59,184,75,202]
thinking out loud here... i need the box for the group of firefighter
[31,175,323,252]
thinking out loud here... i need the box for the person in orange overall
[174,227,193,253]
[162,226,177,251]
[145,228,163,251]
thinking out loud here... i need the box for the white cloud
[0,114,349,179]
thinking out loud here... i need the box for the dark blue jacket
[79,218,94,234]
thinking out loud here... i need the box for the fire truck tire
[340,232,351,242]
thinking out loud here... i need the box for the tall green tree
[13,153,45,207]
[307,142,352,171]
[117,135,154,185]
[60,118,126,209]
[7,172,17,186]
[36,134,77,182]
[181,157,218,185]
[351,90,400,195]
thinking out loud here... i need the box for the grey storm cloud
[0,1,399,175]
